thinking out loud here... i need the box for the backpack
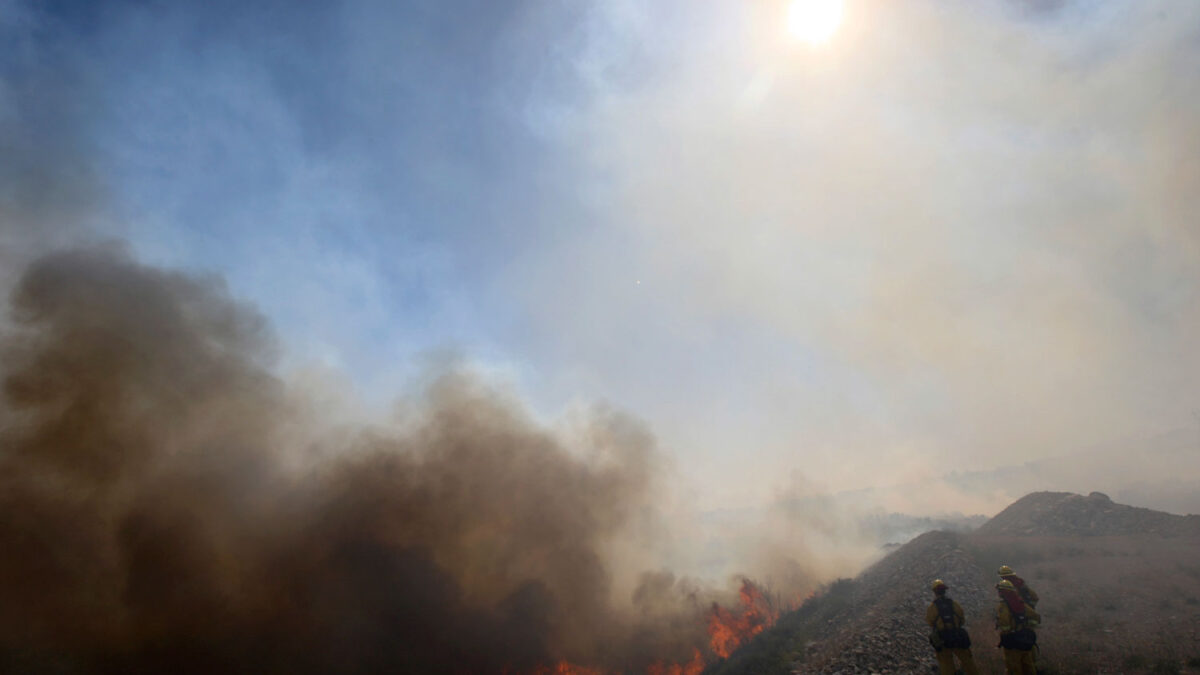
[1017,584,1036,607]
[931,597,971,650]
[999,602,1038,652]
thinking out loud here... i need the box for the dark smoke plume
[0,246,706,674]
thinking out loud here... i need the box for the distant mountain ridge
[976,490,1200,537]
[944,426,1200,516]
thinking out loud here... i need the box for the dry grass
[962,534,1200,674]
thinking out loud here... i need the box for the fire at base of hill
[529,577,784,674]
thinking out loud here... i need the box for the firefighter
[998,565,1039,608]
[925,579,979,675]
[995,579,1040,674]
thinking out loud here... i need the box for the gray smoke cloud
[0,245,730,673]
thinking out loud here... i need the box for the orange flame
[791,588,817,611]
[706,578,779,659]
[526,578,783,673]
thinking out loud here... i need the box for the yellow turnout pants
[936,648,979,675]
[1003,648,1036,674]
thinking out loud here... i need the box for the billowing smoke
[0,245,724,673]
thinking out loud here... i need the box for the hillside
[710,492,1200,674]
[977,491,1200,537]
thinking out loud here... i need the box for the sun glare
[786,0,845,46]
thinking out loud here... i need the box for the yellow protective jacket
[926,597,966,631]
[994,599,1040,634]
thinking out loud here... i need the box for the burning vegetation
[707,578,781,660]
[0,247,792,674]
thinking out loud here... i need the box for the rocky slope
[794,530,989,674]
[710,491,1200,674]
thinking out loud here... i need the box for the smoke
[0,6,857,670]
[13,0,1197,670]
[0,245,731,673]
[502,0,1200,509]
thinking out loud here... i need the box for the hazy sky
[4,0,1198,513]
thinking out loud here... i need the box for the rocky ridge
[714,491,1200,675]
[976,490,1200,537]
[792,530,987,674]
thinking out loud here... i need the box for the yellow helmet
[996,579,1016,592]
[997,565,1015,576]
[931,579,947,591]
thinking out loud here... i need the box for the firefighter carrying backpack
[930,597,971,650]
[999,603,1038,652]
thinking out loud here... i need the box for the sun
[786,0,845,46]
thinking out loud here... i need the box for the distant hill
[945,426,1200,516]
[977,490,1200,537]
[709,491,1200,675]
